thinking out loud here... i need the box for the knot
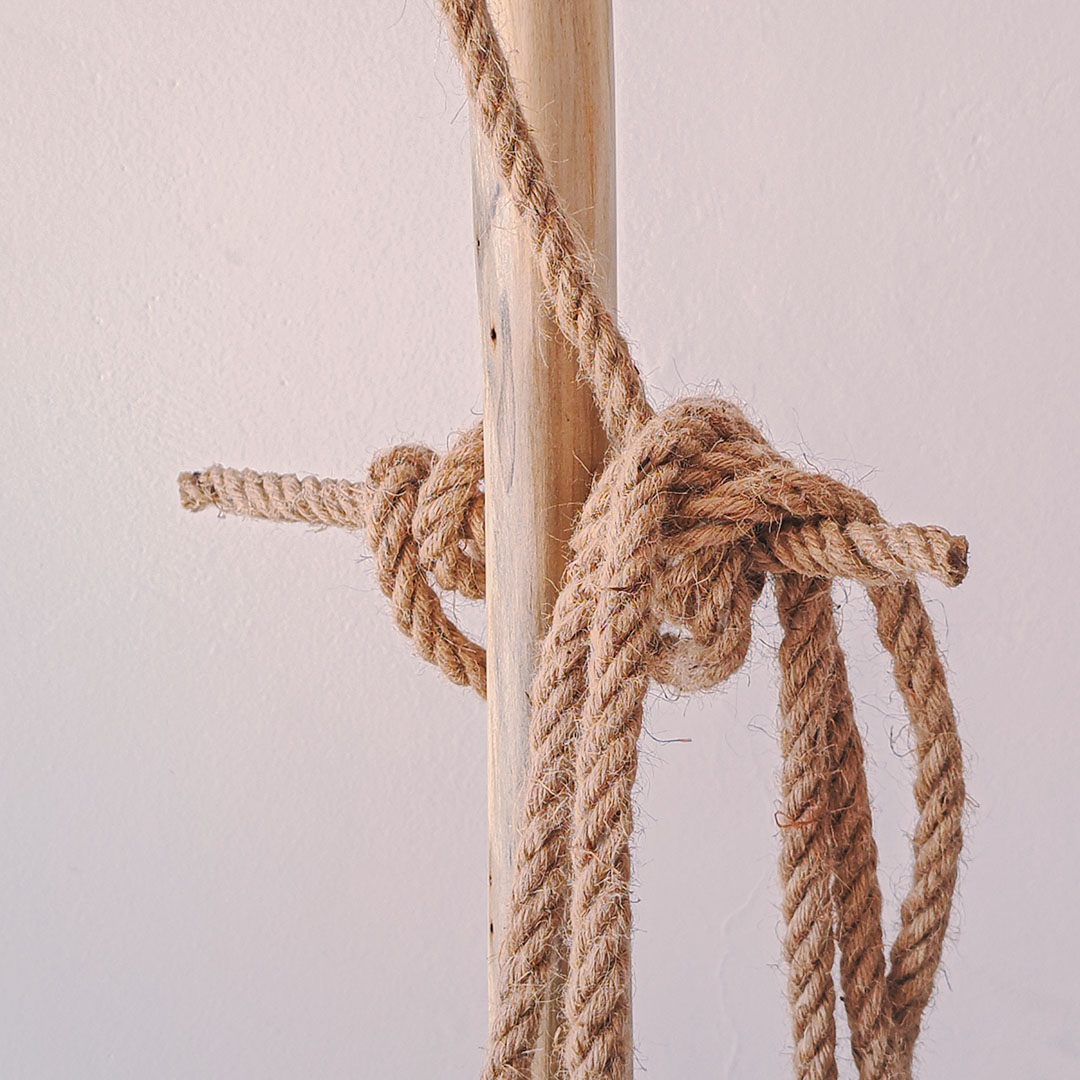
[365,432,487,695]
[568,397,967,694]
[179,396,966,708]
[483,395,968,1080]
[179,405,969,1080]
[180,431,489,697]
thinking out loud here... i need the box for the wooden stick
[468,1,617,1075]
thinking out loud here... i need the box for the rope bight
[179,2,968,1077]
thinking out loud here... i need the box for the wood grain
[468,2,617,1075]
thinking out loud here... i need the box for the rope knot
[366,435,487,695]
[571,397,967,696]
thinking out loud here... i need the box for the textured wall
[3,2,1078,1076]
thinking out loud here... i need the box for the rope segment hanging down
[179,2,969,1078]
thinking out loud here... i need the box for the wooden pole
[469,2,617,1076]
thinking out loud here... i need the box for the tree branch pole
[468,2,618,1075]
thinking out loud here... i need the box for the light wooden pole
[468,2,617,1076]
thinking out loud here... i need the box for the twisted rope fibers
[179,3,968,1076]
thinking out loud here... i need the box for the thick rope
[178,3,968,1076]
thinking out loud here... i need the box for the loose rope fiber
[179,3,968,1077]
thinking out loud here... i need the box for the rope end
[178,470,216,513]
[944,533,969,587]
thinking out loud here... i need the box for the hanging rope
[179,2,968,1077]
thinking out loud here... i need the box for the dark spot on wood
[490,325,497,344]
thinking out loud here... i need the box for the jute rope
[179,2,968,1076]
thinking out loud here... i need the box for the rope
[178,3,968,1076]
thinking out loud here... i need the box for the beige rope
[178,3,968,1077]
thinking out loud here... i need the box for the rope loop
[558,397,966,698]
[365,438,487,696]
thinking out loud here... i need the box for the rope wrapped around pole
[179,2,969,1077]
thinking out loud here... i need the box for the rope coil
[179,3,968,1077]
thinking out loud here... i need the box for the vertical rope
[776,574,840,1080]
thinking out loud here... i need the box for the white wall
[3,2,1078,1076]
